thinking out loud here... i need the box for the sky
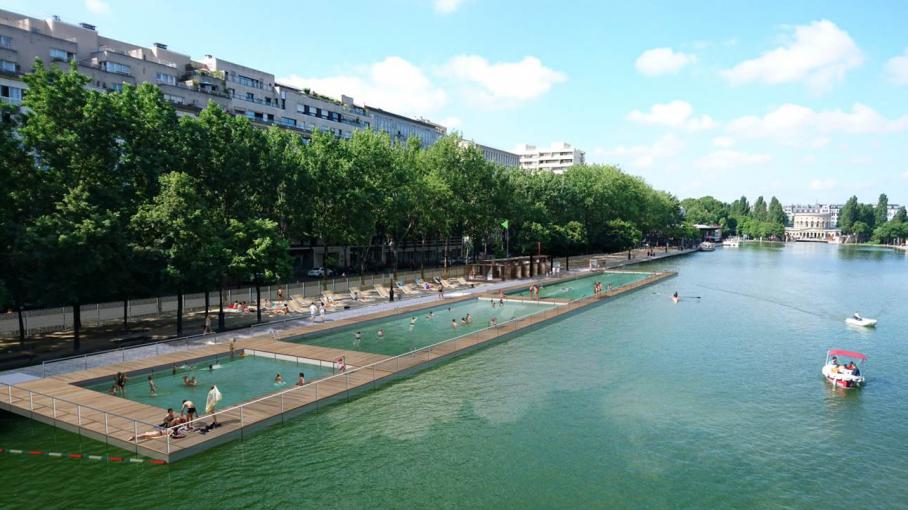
[5,0,908,205]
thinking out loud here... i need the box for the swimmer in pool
[274,373,284,384]
[296,372,305,386]
[409,317,417,325]
[377,329,384,338]
[465,313,473,324]
[147,375,158,396]
[451,319,458,329]
[354,331,362,341]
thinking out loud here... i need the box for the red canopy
[828,349,867,360]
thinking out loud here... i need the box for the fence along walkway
[0,266,468,337]
[0,270,675,462]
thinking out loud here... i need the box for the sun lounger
[455,277,476,287]
[396,281,420,295]
[349,286,378,302]
[374,284,390,298]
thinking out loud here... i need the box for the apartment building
[368,106,447,147]
[0,8,443,145]
[515,142,585,174]
[460,140,520,167]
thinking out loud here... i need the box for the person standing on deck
[309,302,318,321]
[319,303,326,322]
[206,386,222,425]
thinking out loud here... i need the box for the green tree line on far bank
[838,194,908,243]
[0,62,694,350]
[680,195,788,239]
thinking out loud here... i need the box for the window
[0,35,11,48]
[155,72,176,85]
[50,48,74,61]
[162,93,183,104]
[101,61,130,75]
[237,75,260,88]
[0,60,15,73]
[246,92,254,101]
[1,85,23,103]
[110,82,123,92]
[280,117,297,127]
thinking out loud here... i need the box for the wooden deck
[0,270,675,462]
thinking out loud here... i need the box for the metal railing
[1,267,467,338]
[0,381,160,454]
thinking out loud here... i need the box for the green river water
[2,242,907,509]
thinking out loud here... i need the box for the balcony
[232,93,283,109]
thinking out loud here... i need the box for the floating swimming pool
[290,298,556,356]
[83,355,335,409]
[511,271,650,300]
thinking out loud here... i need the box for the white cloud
[721,20,863,92]
[595,134,683,168]
[712,136,735,147]
[697,150,770,170]
[279,57,447,117]
[809,178,837,190]
[903,171,908,181]
[884,48,908,85]
[635,48,697,76]
[727,103,908,145]
[434,0,465,13]
[440,116,462,130]
[85,0,110,14]
[627,100,716,131]
[441,55,566,108]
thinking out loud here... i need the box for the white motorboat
[822,349,866,389]
[722,237,740,247]
[699,242,716,252]
[845,314,877,328]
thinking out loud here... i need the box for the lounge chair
[415,278,436,291]
[404,283,427,294]
[349,286,378,302]
[322,291,350,307]
[455,277,476,288]
[373,284,390,298]
[396,281,420,295]
[439,278,459,289]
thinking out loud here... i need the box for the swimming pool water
[83,355,335,410]
[511,271,649,300]
[290,298,555,356]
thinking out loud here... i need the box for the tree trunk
[73,302,81,352]
[17,304,25,349]
[176,289,183,337]
[122,299,128,331]
[218,285,225,331]
[205,290,210,317]
[255,278,262,323]
[321,238,329,290]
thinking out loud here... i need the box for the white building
[514,142,585,174]
[785,212,840,242]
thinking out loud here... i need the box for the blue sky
[6,0,908,204]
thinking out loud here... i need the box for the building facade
[0,9,443,145]
[367,106,446,146]
[514,142,585,174]
[784,212,840,241]
[460,140,519,167]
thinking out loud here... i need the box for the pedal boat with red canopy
[822,349,866,388]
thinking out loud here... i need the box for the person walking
[319,303,326,323]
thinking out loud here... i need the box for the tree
[131,172,222,337]
[894,206,907,224]
[875,193,889,227]
[768,196,787,226]
[603,219,642,251]
[225,218,291,323]
[752,196,767,221]
[838,196,858,231]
